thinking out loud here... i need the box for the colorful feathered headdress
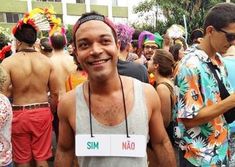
[138,31,163,49]
[12,7,61,42]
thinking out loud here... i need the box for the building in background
[0,0,129,32]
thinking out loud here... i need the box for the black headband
[72,14,117,48]
[76,15,104,26]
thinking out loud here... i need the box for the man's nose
[90,42,103,55]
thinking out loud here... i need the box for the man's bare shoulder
[58,89,76,115]
[1,53,22,72]
[50,53,76,73]
[51,52,75,63]
[1,53,18,64]
[50,52,72,60]
[142,82,158,104]
[142,82,160,119]
[60,89,76,102]
[3,52,51,63]
[142,82,156,94]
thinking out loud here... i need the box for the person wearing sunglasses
[173,3,235,167]
[216,28,235,44]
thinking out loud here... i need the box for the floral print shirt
[173,46,233,166]
[0,94,12,166]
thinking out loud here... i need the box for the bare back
[2,51,54,104]
[50,52,77,96]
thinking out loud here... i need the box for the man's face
[143,44,158,60]
[211,23,235,54]
[178,46,185,60]
[67,44,73,55]
[74,20,119,81]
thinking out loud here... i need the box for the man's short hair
[190,28,203,44]
[204,3,235,33]
[40,37,53,53]
[13,24,37,45]
[50,32,67,50]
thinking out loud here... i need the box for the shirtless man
[1,22,59,166]
[50,31,77,139]
[50,31,77,96]
[55,12,176,167]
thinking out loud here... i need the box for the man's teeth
[91,60,107,65]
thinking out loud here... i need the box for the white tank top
[75,78,149,167]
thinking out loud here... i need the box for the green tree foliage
[66,24,73,44]
[133,0,225,41]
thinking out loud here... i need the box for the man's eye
[102,39,111,45]
[78,43,89,49]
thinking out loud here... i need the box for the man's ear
[16,40,21,47]
[116,40,121,51]
[206,26,214,36]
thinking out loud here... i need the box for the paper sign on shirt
[110,135,146,157]
[75,134,146,157]
[75,134,110,156]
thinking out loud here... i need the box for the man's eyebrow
[100,34,113,38]
[77,34,113,41]
[77,38,88,42]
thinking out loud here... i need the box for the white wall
[117,0,127,6]
[63,15,79,25]
[90,0,108,5]
[65,0,76,3]
[90,0,127,6]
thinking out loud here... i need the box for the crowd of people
[0,2,235,167]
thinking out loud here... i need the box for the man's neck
[118,51,128,61]
[17,43,35,52]
[53,49,65,54]
[88,73,121,95]
[198,38,217,59]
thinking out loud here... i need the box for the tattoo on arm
[0,69,7,92]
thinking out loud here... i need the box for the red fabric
[11,106,53,163]
[0,45,11,60]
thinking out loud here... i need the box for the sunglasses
[144,45,158,50]
[218,29,235,43]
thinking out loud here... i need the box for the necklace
[17,48,36,53]
[88,75,130,138]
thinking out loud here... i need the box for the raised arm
[54,93,75,167]
[145,84,176,167]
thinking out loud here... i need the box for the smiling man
[173,3,235,167]
[54,12,176,167]
[138,31,163,66]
